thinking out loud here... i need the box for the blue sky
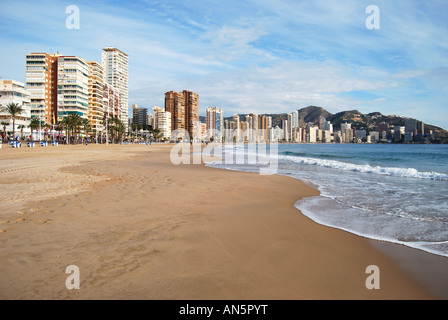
[1,0,447,129]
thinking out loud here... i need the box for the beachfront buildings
[0,80,31,137]
[87,61,105,134]
[25,53,60,123]
[57,56,89,121]
[102,47,129,128]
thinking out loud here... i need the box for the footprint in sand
[38,219,50,224]
[14,218,26,223]
[1,220,9,224]
[0,230,6,233]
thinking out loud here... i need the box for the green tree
[1,103,23,139]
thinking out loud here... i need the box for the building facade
[57,56,89,120]
[153,106,171,140]
[87,61,104,134]
[0,80,31,137]
[25,53,60,123]
[103,84,122,119]
[132,104,148,127]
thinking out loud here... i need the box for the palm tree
[60,117,71,144]
[1,103,23,139]
[29,118,40,141]
[55,124,64,141]
[114,118,125,143]
[67,113,82,144]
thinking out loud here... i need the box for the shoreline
[0,144,444,299]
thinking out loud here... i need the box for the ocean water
[206,143,448,257]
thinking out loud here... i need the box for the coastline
[0,144,442,299]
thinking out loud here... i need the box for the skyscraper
[102,47,129,127]
[25,52,60,123]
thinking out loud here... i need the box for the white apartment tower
[153,106,172,140]
[102,47,129,127]
[57,56,89,120]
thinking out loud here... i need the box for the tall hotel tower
[101,47,129,128]
[25,53,61,123]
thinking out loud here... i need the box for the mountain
[297,106,332,128]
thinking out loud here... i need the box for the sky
[0,0,447,129]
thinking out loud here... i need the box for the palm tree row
[1,104,139,144]
[103,116,125,144]
[60,113,90,144]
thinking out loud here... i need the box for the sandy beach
[0,143,446,300]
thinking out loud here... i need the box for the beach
[0,144,445,300]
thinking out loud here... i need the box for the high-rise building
[340,122,353,143]
[291,110,299,129]
[165,91,185,133]
[132,104,148,127]
[165,90,199,139]
[102,47,129,127]
[319,116,327,130]
[87,61,104,133]
[153,106,171,140]
[0,80,31,137]
[206,106,224,142]
[287,113,293,141]
[25,52,60,123]
[57,56,89,120]
[183,90,199,138]
[152,106,163,129]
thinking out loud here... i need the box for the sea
[206,143,448,258]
